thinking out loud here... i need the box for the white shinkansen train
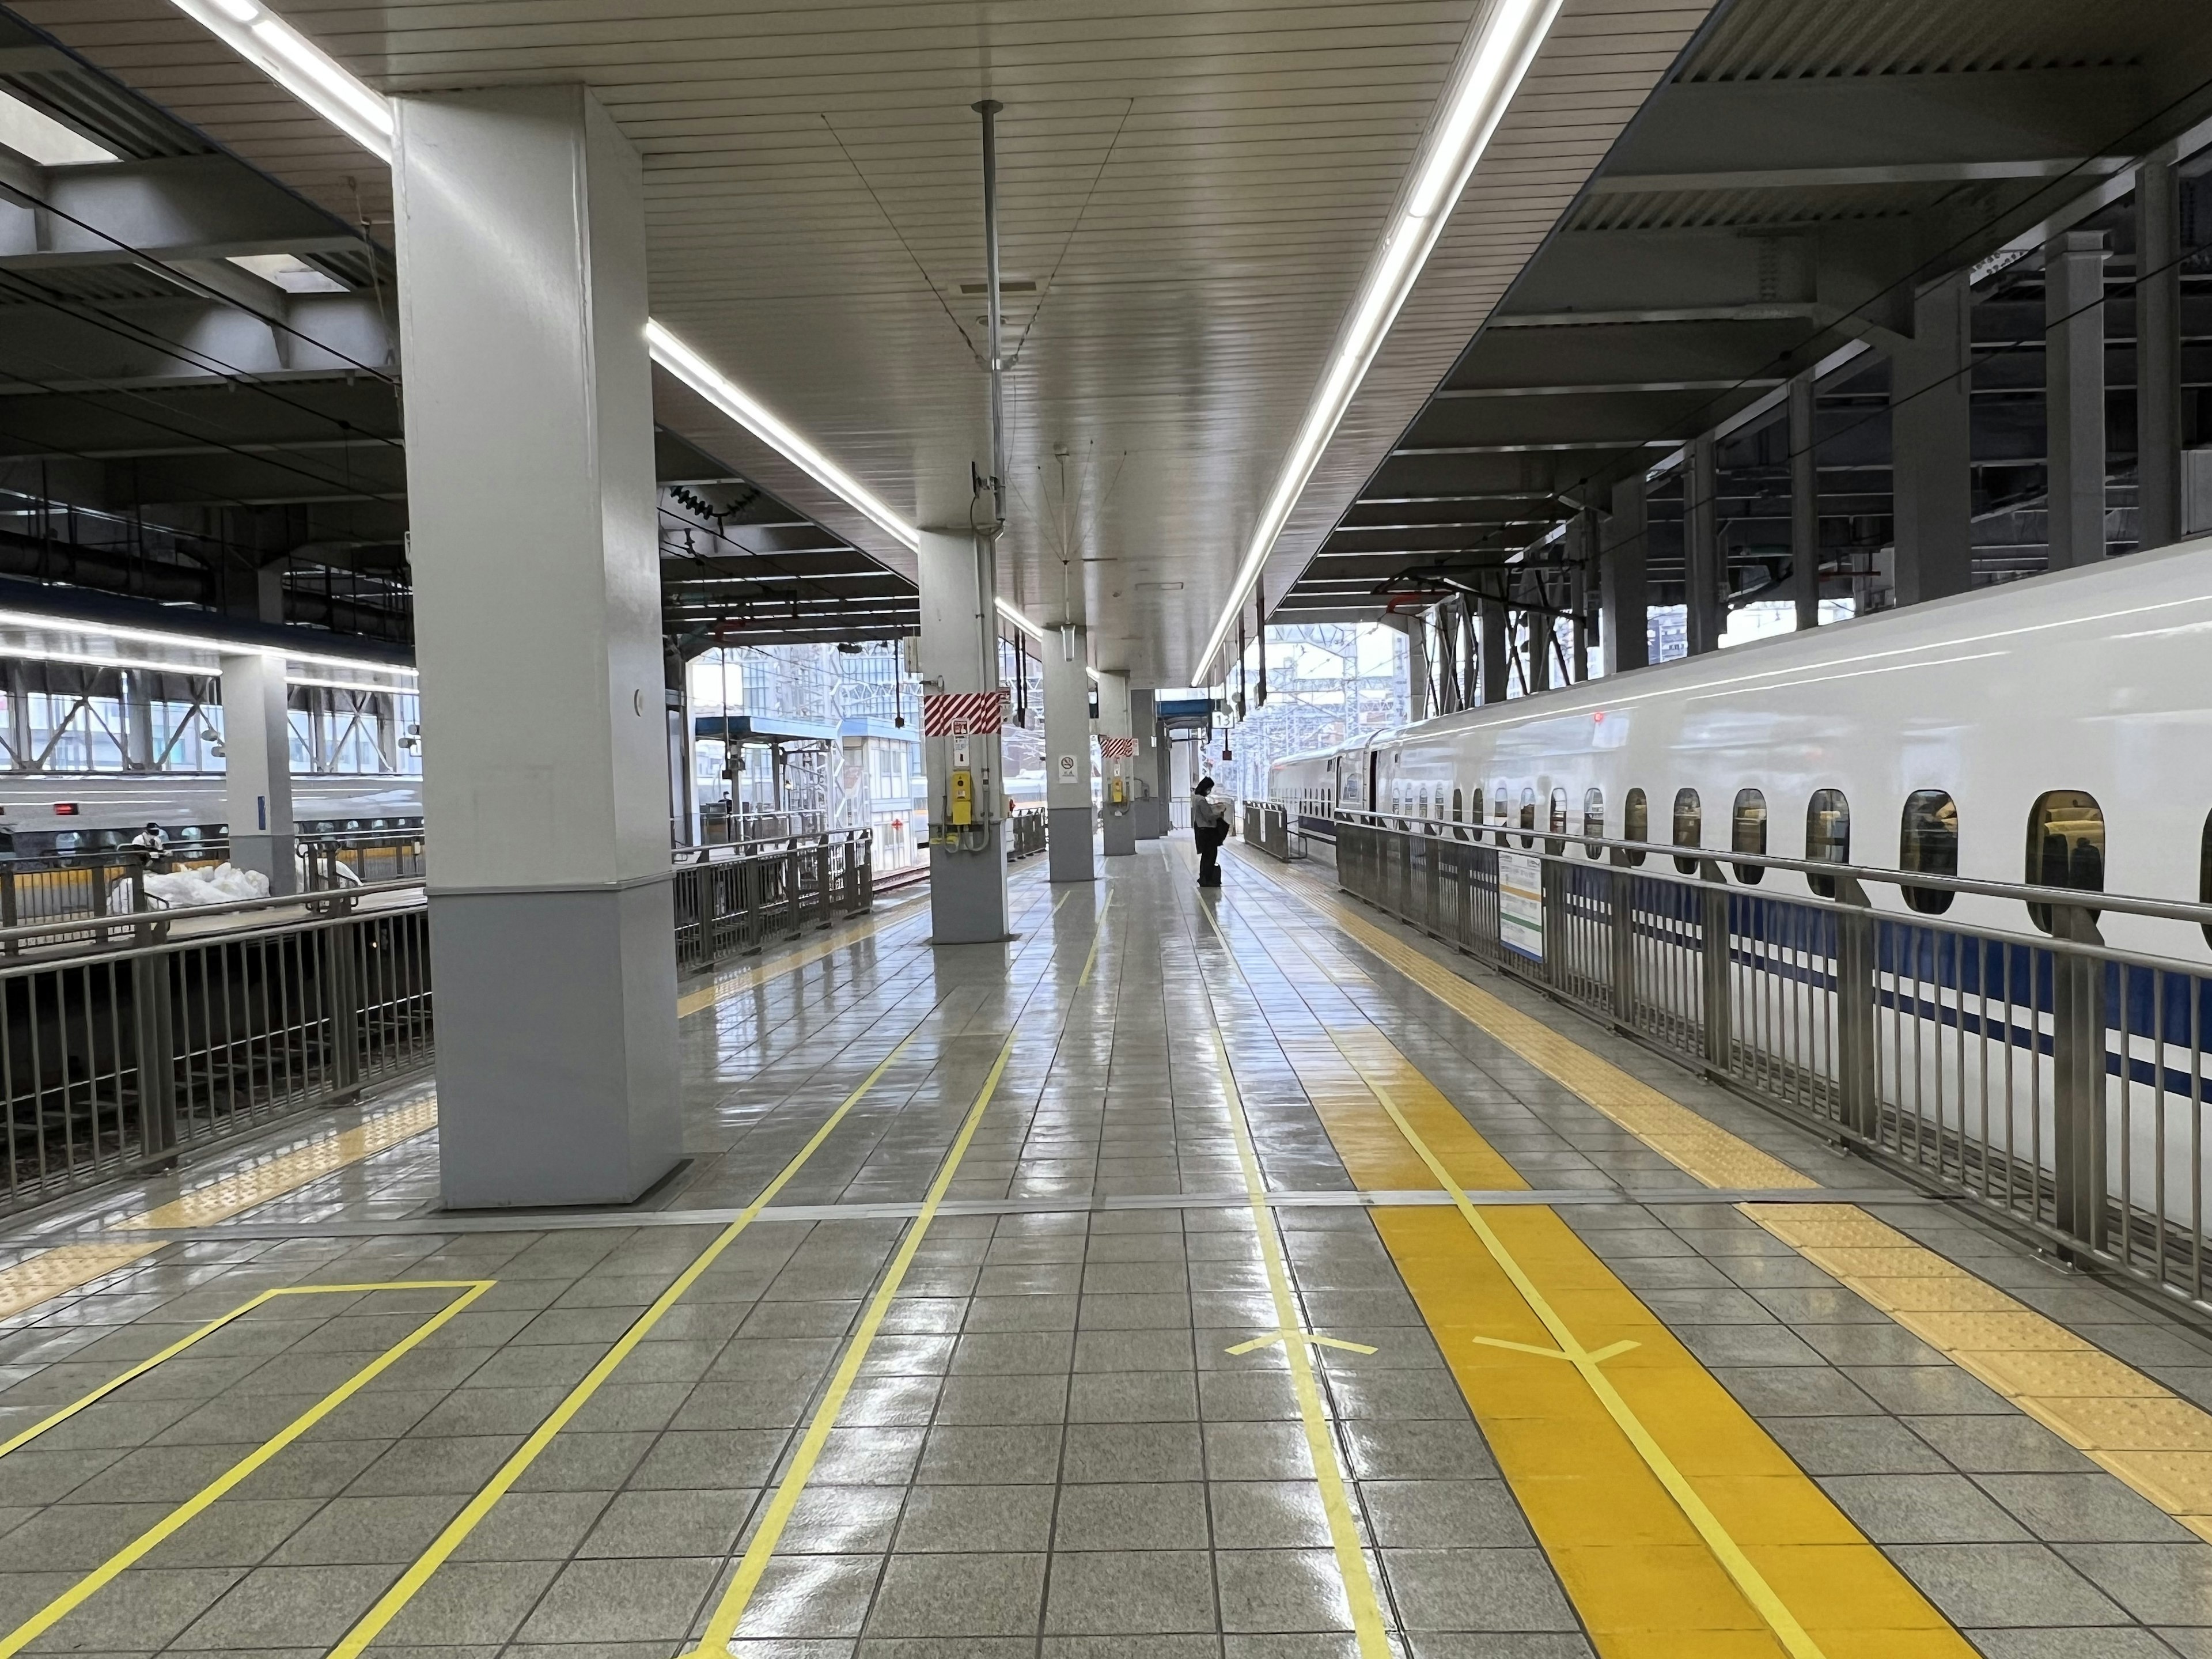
[1272,532,2212,963]
[0,776,423,860]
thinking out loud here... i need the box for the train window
[1623,788,1647,866]
[1518,787,1537,849]
[1672,789,1701,875]
[2201,813,2212,949]
[2026,790,2103,933]
[1806,789,1849,899]
[1583,787,1605,857]
[1732,789,1766,885]
[1546,787,1568,855]
[1899,790,1959,915]
[1452,787,1464,824]
[1493,785,1509,846]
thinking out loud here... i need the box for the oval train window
[1452,787,1464,824]
[1583,786,1605,858]
[1547,787,1569,855]
[1518,787,1537,849]
[2027,790,2103,934]
[1806,789,1849,900]
[1623,788,1648,867]
[1900,790,1958,915]
[1732,789,1766,885]
[1672,789,1702,876]
[2201,812,2212,949]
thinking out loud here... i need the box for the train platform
[0,842,2204,1657]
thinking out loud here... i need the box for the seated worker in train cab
[127,822,170,871]
[1191,777,1228,887]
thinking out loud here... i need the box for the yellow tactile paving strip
[1244,850,2212,1547]
[1280,1024,1970,1659]
[118,1096,439,1230]
[0,1096,440,1325]
[675,891,930,1017]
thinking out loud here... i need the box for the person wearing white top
[1190,778,1227,888]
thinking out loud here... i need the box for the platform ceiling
[7,0,1711,684]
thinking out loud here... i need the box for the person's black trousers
[1197,825,1224,885]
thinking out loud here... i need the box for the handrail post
[1700,858,1732,1070]
[2050,904,2109,1257]
[1609,857,1635,1021]
[1832,876,1880,1140]
[131,947,178,1166]
[327,918,363,1102]
[1,865,16,957]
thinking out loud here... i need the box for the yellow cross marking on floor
[1237,844,2212,1550]
[1225,1329,1378,1355]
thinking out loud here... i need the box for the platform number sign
[1498,851,1544,963]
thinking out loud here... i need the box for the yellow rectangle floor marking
[682,1023,1021,1657]
[0,1241,160,1321]
[0,1279,492,1658]
[329,1000,958,1659]
[1239,851,2212,1550]
[1207,1025,1392,1656]
[119,1096,438,1230]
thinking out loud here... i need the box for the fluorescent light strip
[1195,0,1563,685]
[0,608,415,676]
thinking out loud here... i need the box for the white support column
[1601,474,1649,674]
[1044,624,1094,884]
[1130,689,1164,839]
[1097,671,1135,858]
[1685,434,1721,654]
[220,652,294,895]
[1892,272,1975,605]
[392,85,680,1209]
[1787,373,1820,630]
[2046,230,2111,570]
[916,527,1010,941]
[2138,158,2182,552]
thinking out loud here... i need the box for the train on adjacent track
[1271,532,2212,961]
[0,776,423,861]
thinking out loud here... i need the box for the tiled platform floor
[0,843,2202,1656]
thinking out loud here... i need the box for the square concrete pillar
[1892,273,1974,604]
[1044,624,1095,883]
[1130,690,1164,838]
[916,527,1010,941]
[2045,230,2110,570]
[220,652,294,895]
[393,85,680,1209]
[1097,671,1135,857]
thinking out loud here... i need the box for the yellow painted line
[118,1096,440,1230]
[327,1009,946,1659]
[0,1243,161,1321]
[1207,1025,1393,1657]
[1241,850,2212,1554]
[0,1279,493,1657]
[681,1023,1022,1656]
[1757,1202,2212,1543]
[1078,889,1113,988]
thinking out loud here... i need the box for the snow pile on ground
[107,863,271,914]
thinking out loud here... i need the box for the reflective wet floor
[0,841,2207,1656]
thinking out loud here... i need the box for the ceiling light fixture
[168,0,1094,684]
[1194,0,1562,684]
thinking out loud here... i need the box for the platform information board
[1498,851,1544,963]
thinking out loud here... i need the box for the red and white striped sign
[1097,736,1137,759]
[923,691,1002,737]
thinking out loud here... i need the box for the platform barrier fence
[670,828,873,974]
[1009,809,1048,860]
[1240,800,1294,861]
[1332,811,2212,1314]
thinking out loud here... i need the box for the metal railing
[1240,800,1295,861]
[1332,811,2212,1315]
[0,884,433,1213]
[1009,809,1048,861]
[671,828,873,974]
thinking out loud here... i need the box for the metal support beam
[1479,597,1508,704]
[2138,158,2182,552]
[1787,372,1819,630]
[1404,612,1429,722]
[1892,272,1975,604]
[1601,473,1648,674]
[1685,433,1721,654]
[2045,230,2110,571]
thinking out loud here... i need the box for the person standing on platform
[1191,777,1228,888]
